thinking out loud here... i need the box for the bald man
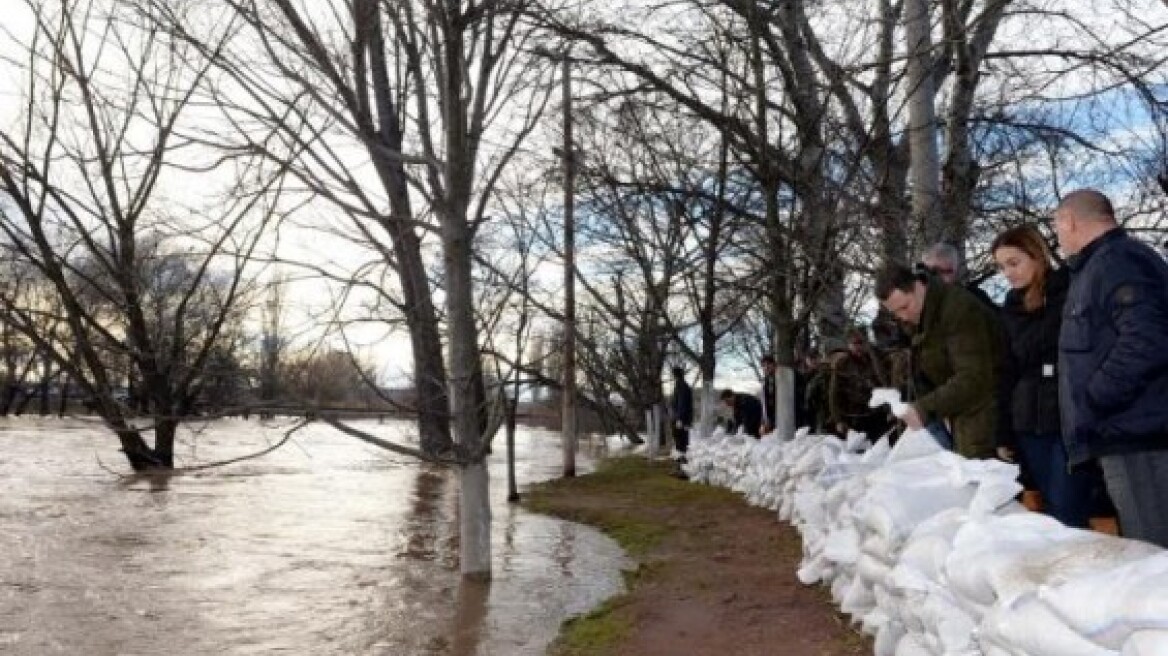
[1054,188,1168,547]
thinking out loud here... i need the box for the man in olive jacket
[875,263,1001,458]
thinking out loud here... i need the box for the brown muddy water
[0,417,630,655]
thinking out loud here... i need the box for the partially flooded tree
[0,0,281,469]
[141,0,553,577]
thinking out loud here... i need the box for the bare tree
[141,0,553,577]
[0,0,281,469]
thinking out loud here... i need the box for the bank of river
[525,457,871,656]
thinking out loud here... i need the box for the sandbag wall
[683,428,1168,656]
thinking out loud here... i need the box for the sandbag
[979,593,1119,656]
[1041,552,1168,650]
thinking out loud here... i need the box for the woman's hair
[991,224,1053,311]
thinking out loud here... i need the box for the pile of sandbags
[682,424,1168,656]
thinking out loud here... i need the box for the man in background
[827,328,891,441]
[720,389,762,438]
[922,242,996,309]
[670,366,694,461]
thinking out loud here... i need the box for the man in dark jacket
[670,366,694,457]
[828,328,891,441]
[720,389,762,438]
[1054,189,1168,547]
[875,263,1001,458]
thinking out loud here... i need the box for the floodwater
[0,416,630,655]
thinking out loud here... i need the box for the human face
[922,256,957,283]
[881,283,925,326]
[1053,208,1081,256]
[993,245,1040,290]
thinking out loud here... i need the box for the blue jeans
[1016,432,1093,529]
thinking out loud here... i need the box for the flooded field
[0,417,629,655]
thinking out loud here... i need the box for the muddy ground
[525,457,871,656]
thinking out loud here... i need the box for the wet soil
[525,458,871,656]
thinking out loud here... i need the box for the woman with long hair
[993,224,1096,528]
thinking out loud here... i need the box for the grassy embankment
[524,457,869,656]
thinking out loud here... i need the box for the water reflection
[451,578,489,656]
[0,418,628,655]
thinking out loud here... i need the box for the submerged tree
[0,0,282,468]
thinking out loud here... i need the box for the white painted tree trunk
[459,462,491,579]
[905,0,942,242]
[699,381,717,438]
[774,366,796,440]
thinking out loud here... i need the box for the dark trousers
[673,426,690,453]
[1016,432,1093,529]
[1099,450,1168,547]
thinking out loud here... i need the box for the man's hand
[901,404,924,430]
[675,420,683,430]
[996,446,1015,463]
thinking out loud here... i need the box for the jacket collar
[917,278,944,333]
[1067,227,1125,272]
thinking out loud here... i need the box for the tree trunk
[505,395,518,503]
[560,55,577,478]
[698,381,717,439]
[905,0,943,245]
[116,428,162,471]
[153,419,178,469]
[458,462,491,579]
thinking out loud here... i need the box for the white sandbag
[841,576,877,616]
[869,387,910,418]
[884,428,945,463]
[1041,552,1168,650]
[831,573,853,604]
[858,553,894,587]
[861,481,976,546]
[910,587,977,654]
[823,525,861,565]
[979,592,1119,656]
[950,515,1162,609]
[846,429,870,452]
[946,513,1085,606]
[1121,630,1168,656]
[874,620,905,656]
[897,509,967,584]
[893,632,934,656]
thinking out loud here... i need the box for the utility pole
[561,53,577,478]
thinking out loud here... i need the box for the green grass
[528,455,871,656]
[550,596,633,656]
[527,457,742,655]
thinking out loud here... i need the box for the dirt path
[524,457,870,656]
